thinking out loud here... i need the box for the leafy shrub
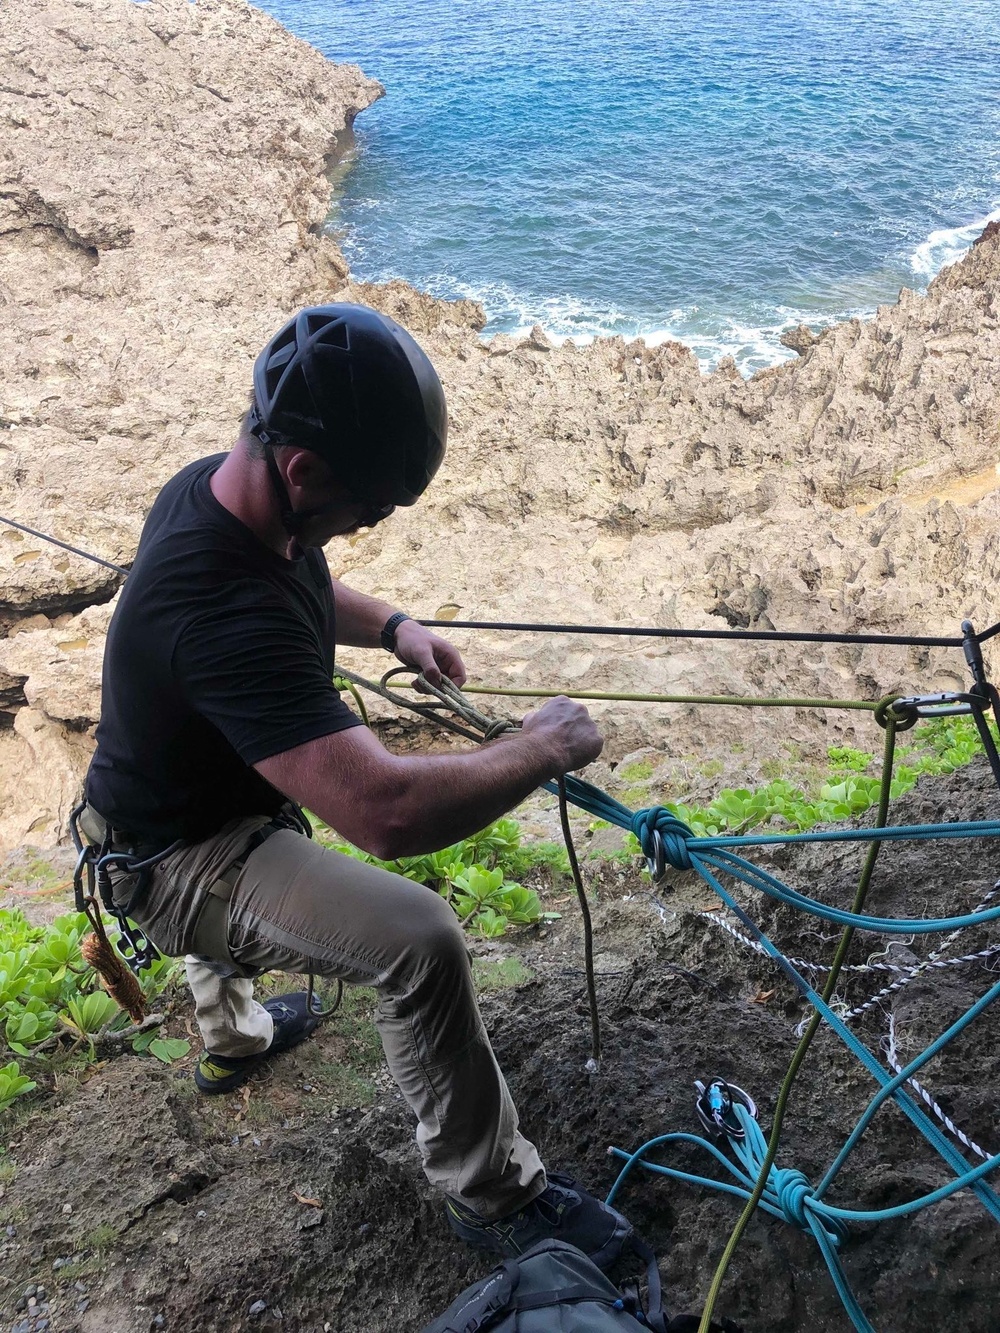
[640,716,996,839]
[0,1060,35,1113]
[0,908,189,1099]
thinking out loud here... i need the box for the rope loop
[873,694,918,732]
[772,1167,816,1229]
[632,807,696,871]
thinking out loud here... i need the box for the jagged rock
[779,323,819,354]
[2,0,1000,851]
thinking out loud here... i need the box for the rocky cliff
[2,0,1000,851]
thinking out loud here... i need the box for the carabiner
[646,828,667,881]
[694,1077,758,1140]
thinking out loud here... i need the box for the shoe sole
[193,1065,255,1096]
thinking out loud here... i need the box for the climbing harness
[69,803,177,975]
[67,800,341,1026]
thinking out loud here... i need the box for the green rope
[400,681,881,712]
[696,716,897,1332]
[334,673,371,727]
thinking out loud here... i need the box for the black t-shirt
[86,454,363,843]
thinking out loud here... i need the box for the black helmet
[248,304,447,507]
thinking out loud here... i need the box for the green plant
[130,1030,191,1063]
[618,759,655,783]
[473,958,534,991]
[0,907,190,1081]
[0,1059,36,1112]
[82,1222,118,1253]
[625,715,998,842]
[61,991,124,1051]
[5,996,58,1055]
[827,745,874,773]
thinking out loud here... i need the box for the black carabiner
[646,828,667,881]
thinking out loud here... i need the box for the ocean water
[257,0,1000,373]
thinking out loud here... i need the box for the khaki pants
[82,809,546,1219]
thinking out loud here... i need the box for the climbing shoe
[445,1171,634,1271]
[194,990,323,1095]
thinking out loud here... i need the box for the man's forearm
[255,695,601,859]
[332,578,400,649]
[361,731,560,858]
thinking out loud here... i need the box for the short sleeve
[173,585,363,764]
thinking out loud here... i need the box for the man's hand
[393,619,468,687]
[520,696,603,775]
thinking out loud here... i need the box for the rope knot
[772,1168,815,1229]
[873,694,919,732]
[631,807,695,872]
[771,1167,850,1245]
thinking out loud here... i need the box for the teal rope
[547,776,1000,934]
[814,972,1000,1199]
[697,847,1000,935]
[608,1102,1000,1333]
[685,857,1000,1223]
[563,777,1000,1329]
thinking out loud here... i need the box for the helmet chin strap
[261,439,341,540]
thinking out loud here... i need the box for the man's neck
[210,446,293,559]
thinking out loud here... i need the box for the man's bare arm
[331,578,398,649]
[254,696,601,858]
[332,577,466,686]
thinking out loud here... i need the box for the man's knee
[404,888,470,973]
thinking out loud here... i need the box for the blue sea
[257,0,1000,373]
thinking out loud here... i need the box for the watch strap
[380,612,412,653]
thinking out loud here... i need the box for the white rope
[700,910,1000,982]
[882,1013,993,1162]
[700,883,1000,1159]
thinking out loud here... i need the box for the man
[82,304,632,1268]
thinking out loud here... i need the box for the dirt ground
[3,761,1000,1332]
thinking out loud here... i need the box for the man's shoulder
[152,453,227,512]
[138,454,241,556]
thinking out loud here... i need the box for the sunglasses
[354,500,396,529]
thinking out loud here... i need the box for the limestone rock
[779,323,819,354]
[3,0,1000,852]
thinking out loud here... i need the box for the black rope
[418,617,998,649]
[4,510,1000,650]
[0,516,128,577]
[558,776,601,1070]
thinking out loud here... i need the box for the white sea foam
[439,279,876,377]
[910,205,1000,282]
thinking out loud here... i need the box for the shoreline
[329,211,1000,377]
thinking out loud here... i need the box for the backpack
[419,1239,744,1333]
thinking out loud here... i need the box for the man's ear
[283,448,337,493]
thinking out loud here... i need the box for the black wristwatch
[380,612,412,653]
